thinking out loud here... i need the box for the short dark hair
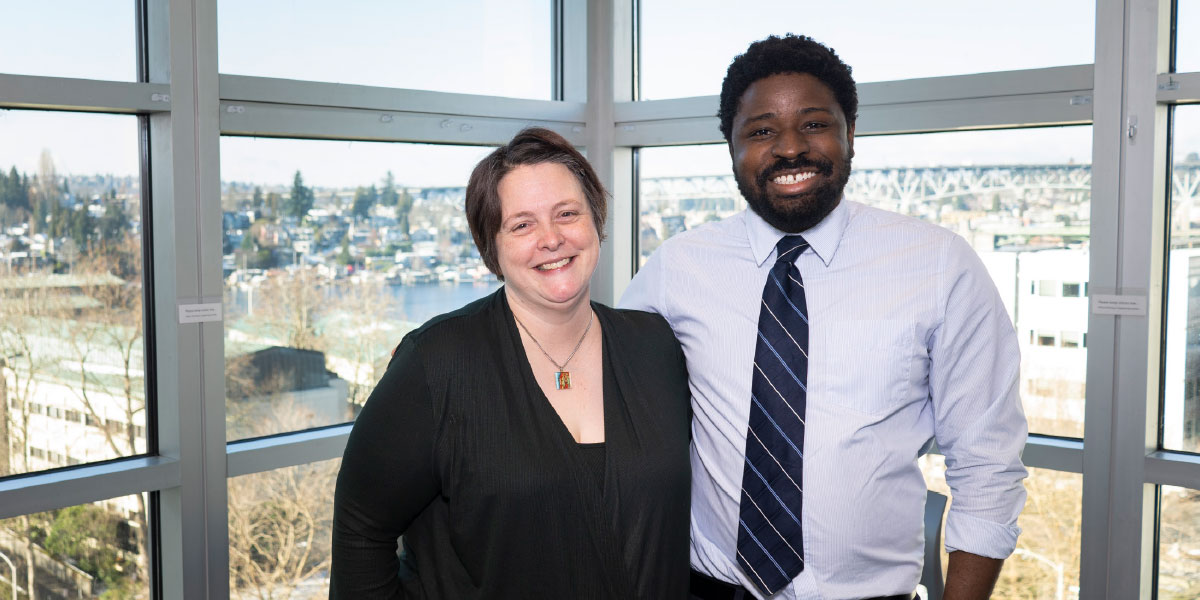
[718,34,858,142]
[465,127,608,280]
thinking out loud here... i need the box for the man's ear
[847,122,856,159]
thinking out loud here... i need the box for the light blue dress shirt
[620,200,1028,600]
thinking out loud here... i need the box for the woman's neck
[505,288,593,345]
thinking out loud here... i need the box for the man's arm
[927,235,1028,587]
[944,551,1003,600]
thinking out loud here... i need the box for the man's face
[729,72,855,233]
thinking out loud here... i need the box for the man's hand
[943,550,1003,600]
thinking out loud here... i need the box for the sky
[0,0,1194,187]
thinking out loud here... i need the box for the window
[636,144,737,266]
[637,0,1094,99]
[228,460,338,598]
[1158,486,1200,599]
[863,127,1090,439]
[922,457,1081,598]
[1063,282,1082,297]
[1164,105,1200,453]
[1176,1,1200,73]
[218,0,553,99]
[0,494,150,598]
[220,137,501,441]
[0,110,148,477]
[0,3,137,81]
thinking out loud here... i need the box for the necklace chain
[513,310,593,371]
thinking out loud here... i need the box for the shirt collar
[744,198,849,268]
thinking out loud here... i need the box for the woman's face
[495,162,600,313]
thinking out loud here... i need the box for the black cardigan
[331,290,691,599]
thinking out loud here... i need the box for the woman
[330,128,691,598]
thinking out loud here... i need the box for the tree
[98,192,127,248]
[395,189,413,238]
[252,187,264,213]
[228,452,338,599]
[336,236,352,267]
[285,171,315,221]
[351,186,376,221]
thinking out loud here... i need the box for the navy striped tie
[737,235,809,595]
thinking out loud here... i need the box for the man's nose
[772,127,809,159]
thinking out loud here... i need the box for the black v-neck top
[331,290,691,599]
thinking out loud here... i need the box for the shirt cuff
[944,511,1021,559]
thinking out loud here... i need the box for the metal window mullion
[0,73,170,113]
[0,458,180,520]
[218,101,586,147]
[1156,70,1200,102]
[226,426,351,478]
[1081,0,1172,598]
[147,0,228,598]
[217,74,586,122]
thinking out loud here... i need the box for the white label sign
[1091,294,1147,317]
[178,302,223,323]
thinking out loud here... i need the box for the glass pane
[637,145,738,267]
[922,457,1080,598]
[228,459,338,599]
[639,0,1094,100]
[1159,485,1200,599]
[1166,105,1200,453]
[0,110,147,478]
[638,127,1092,438]
[221,137,502,441]
[218,0,552,99]
[0,3,136,81]
[1177,1,1200,73]
[0,493,151,599]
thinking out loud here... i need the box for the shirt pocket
[815,319,916,415]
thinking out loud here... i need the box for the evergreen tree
[70,204,97,251]
[99,191,127,248]
[252,186,264,212]
[396,189,413,237]
[336,235,352,266]
[381,171,399,206]
[351,185,377,220]
[286,171,315,220]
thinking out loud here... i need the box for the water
[227,280,503,327]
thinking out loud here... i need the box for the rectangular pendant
[555,371,571,390]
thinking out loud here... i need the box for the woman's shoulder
[394,290,505,357]
[595,304,677,347]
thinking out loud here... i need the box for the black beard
[735,154,852,233]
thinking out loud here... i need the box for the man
[621,35,1027,600]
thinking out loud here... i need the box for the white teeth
[538,257,571,270]
[773,172,816,185]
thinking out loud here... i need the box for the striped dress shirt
[620,200,1028,600]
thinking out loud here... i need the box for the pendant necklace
[513,310,593,391]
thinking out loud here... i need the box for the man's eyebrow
[741,106,834,127]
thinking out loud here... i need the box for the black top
[331,290,691,599]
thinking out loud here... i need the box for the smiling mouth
[537,257,572,271]
[772,172,816,185]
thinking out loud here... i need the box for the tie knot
[774,235,808,264]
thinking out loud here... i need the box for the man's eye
[749,128,771,137]
[805,122,828,130]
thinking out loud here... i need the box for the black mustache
[761,156,834,181]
